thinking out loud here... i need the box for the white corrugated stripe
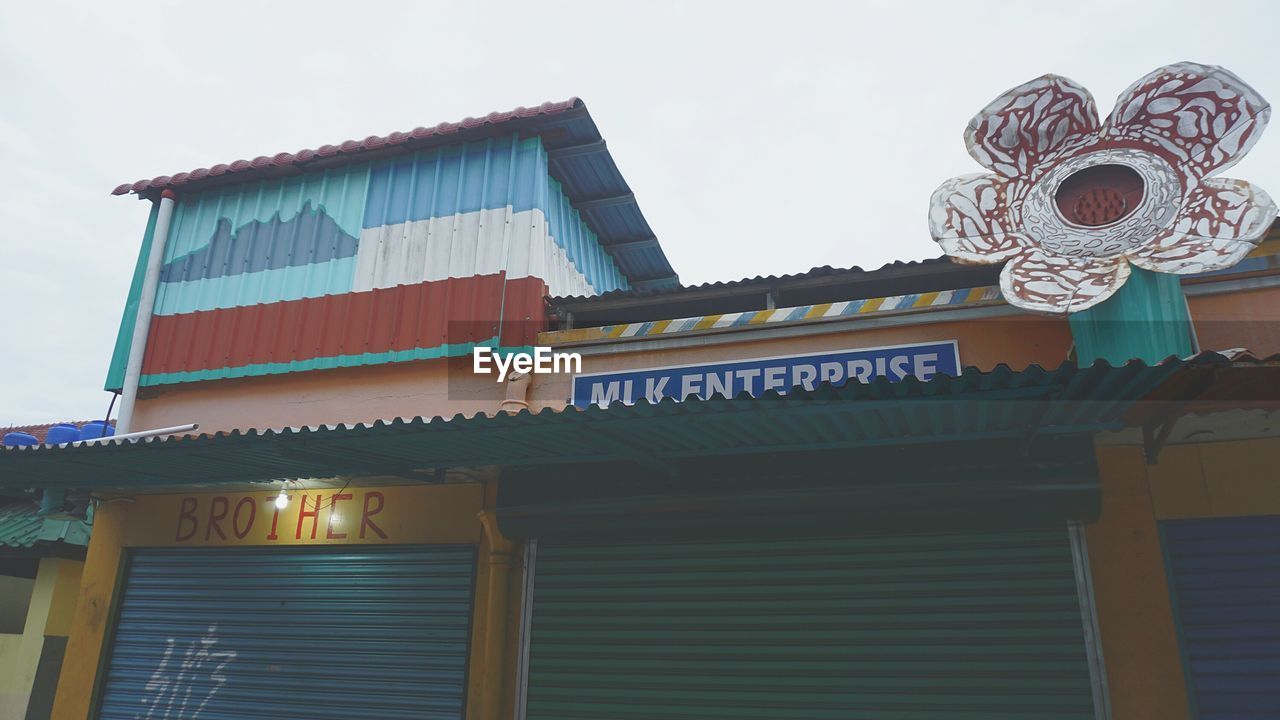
[352,207,595,298]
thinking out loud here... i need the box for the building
[0,468,90,720]
[2,93,1278,720]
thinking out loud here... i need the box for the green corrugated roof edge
[6,352,1279,494]
[0,502,91,549]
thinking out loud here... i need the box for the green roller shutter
[95,545,475,720]
[525,528,1097,720]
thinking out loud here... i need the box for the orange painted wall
[131,355,505,436]
[534,312,1073,404]
[1188,285,1280,356]
[132,311,1074,434]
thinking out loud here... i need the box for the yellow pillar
[51,502,127,720]
[1086,445,1191,719]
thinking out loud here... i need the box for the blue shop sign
[571,340,960,409]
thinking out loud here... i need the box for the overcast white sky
[2,0,1277,425]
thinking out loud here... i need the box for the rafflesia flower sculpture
[930,62,1276,314]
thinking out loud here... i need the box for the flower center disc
[1053,164,1144,227]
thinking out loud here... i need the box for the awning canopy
[1,353,1274,492]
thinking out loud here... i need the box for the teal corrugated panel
[527,529,1095,720]
[95,545,475,720]
[103,201,160,391]
[1069,267,1195,365]
[0,502,91,549]
[0,502,45,547]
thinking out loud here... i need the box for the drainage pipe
[115,189,178,434]
[75,423,199,446]
[500,371,532,415]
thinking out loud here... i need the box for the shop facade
[72,486,486,720]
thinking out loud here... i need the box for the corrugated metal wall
[525,528,1097,720]
[95,545,476,720]
[107,135,627,389]
[1163,516,1280,719]
[361,136,627,295]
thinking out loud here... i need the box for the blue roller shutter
[95,545,475,720]
[525,527,1098,720]
[1163,516,1280,719]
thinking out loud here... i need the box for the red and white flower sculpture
[930,62,1276,314]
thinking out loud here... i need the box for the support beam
[574,192,635,211]
[547,139,607,160]
[628,275,680,290]
[601,236,660,252]
[1140,368,1217,464]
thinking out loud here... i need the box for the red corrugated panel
[501,277,551,347]
[141,274,517,376]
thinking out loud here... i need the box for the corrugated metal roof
[111,100,582,197]
[5,353,1272,491]
[111,98,677,288]
[0,502,91,549]
[552,256,1002,327]
[550,220,1280,328]
[554,256,965,304]
[541,284,1003,346]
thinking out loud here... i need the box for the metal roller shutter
[95,545,475,720]
[525,528,1097,720]
[1163,516,1280,719]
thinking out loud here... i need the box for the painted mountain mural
[160,202,359,283]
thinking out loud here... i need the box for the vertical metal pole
[1069,522,1113,720]
[514,540,538,720]
[115,190,177,434]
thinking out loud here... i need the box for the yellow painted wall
[1087,445,1192,720]
[0,557,84,720]
[49,483,502,720]
[0,631,28,719]
[1147,438,1280,520]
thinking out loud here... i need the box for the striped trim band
[542,285,1004,344]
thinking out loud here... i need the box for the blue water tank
[79,421,116,440]
[44,423,81,445]
[3,432,39,447]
